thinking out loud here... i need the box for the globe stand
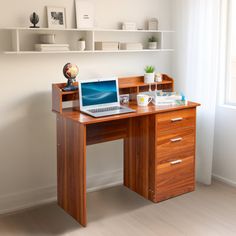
[62,78,78,92]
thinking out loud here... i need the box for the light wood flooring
[0,180,236,236]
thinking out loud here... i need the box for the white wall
[0,0,172,213]
[213,107,236,186]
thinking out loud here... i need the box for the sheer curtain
[173,0,221,184]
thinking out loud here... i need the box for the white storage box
[120,43,143,50]
[95,42,119,51]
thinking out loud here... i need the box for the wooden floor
[0,180,236,236]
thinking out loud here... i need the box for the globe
[63,63,79,79]
[62,63,79,91]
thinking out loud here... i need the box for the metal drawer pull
[171,117,183,122]
[170,160,183,165]
[170,137,183,143]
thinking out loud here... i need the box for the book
[140,91,185,106]
[35,44,70,51]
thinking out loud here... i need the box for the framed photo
[47,6,66,29]
[75,1,94,29]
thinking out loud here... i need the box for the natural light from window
[226,0,236,105]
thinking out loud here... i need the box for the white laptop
[79,77,135,118]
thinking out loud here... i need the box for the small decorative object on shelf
[77,38,86,51]
[29,12,40,28]
[148,36,158,49]
[120,94,130,105]
[155,72,163,82]
[148,18,158,30]
[62,63,79,91]
[39,34,55,44]
[122,22,137,30]
[144,66,155,84]
[47,6,66,29]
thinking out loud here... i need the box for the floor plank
[0,180,236,236]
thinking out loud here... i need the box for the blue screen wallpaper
[81,80,118,106]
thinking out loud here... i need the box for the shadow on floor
[0,185,152,235]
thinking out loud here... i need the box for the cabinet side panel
[57,115,87,227]
[124,115,156,199]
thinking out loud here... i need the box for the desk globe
[62,63,79,91]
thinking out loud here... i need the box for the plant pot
[148,42,157,50]
[144,73,155,84]
[77,41,86,51]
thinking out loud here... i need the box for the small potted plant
[148,36,158,49]
[144,66,155,83]
[77,38,86,51]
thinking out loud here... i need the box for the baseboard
[212,174,236,188]
[0,169,123,215]
[0,185,57,215]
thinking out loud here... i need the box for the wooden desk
[54,101,199,227]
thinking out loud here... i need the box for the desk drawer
[156,128,195,164]
[155,156,195,202]
[156,108,196,133]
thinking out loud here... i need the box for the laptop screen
[81,80,118,107]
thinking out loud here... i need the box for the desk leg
[57,115,87,227]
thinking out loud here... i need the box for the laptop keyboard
[88,106,123,113]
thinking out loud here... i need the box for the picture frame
[46,6,66,29]
[75,1,94,29]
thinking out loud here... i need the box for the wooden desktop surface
[58,101,200,125]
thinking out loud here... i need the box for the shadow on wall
[0,91,56,194]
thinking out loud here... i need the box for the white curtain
[173,0,221,184]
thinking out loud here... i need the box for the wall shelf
[1,27,174,55]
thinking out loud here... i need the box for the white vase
[148,42,157,50]
[144,73,155,83]
[77,41,86,51]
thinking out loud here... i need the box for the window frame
[225,0,236,106]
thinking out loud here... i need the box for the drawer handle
[171,117,183,122]
[170,137,183,143]
[170,160,183,165]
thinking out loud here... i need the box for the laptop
[79,77,135,118]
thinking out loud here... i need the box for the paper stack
[35,44,70,51]
[141,91,185,106]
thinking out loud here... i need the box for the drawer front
[155,156,195,202]
[156,108,196,133]
[156,128,195,164]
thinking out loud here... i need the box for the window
[226,0,236,105]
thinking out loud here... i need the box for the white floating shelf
[0,27,175,33]
[1,27,174,55]
[4,49,174,55]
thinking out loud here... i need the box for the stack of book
[154,92,183,105]
[141,91,185,106]
[95,42,119,51]
[35,44,70,52]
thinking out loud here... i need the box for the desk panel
[86,119,128,146]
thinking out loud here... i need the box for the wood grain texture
[86,119,128,145]
[59,102,200,125]
[156,128,195,164]
[155,156,195,202]
[54,101,199,227]
[57,114,87,226]
[124,115,156,199]
[52,75,174,113]
[156,108,196,133]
